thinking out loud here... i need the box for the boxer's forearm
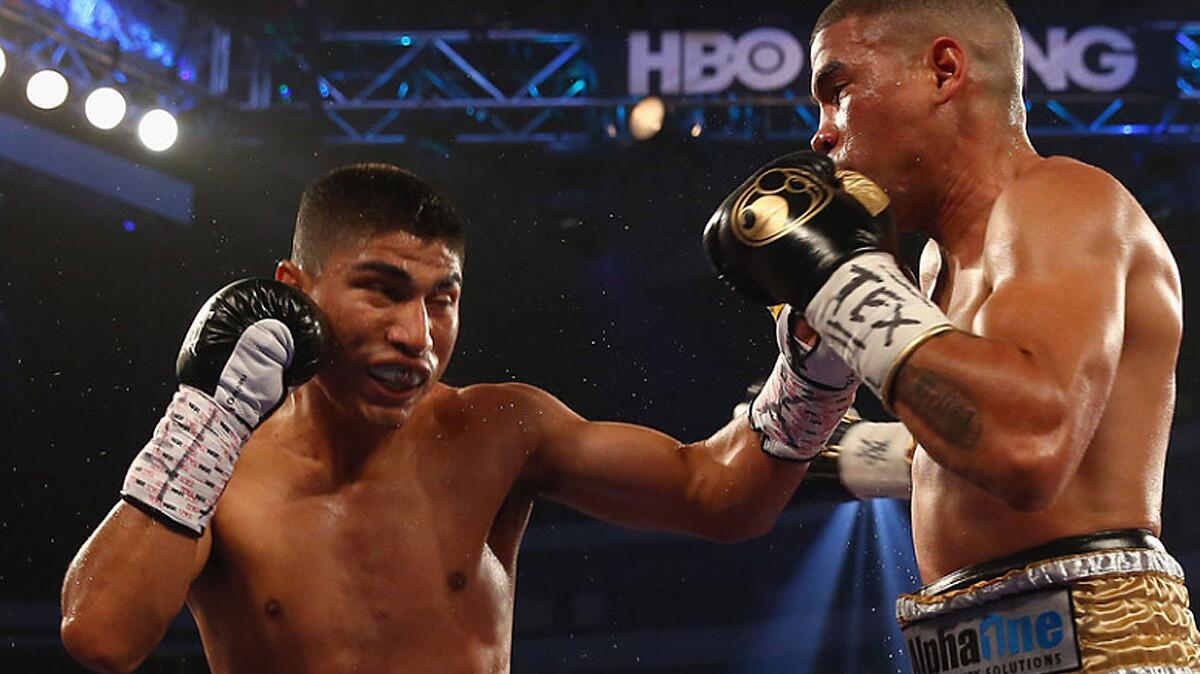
[61,501,208,674]
[679,417,810,540]
[537,416,806,542]
[892,333,1075,511]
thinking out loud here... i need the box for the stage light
[0,47,7,79]
[27,70,69,110]
[85,87,127,130]
[138,109,178,151]
[629,96,665,141]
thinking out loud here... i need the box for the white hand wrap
[805,253,954,406]
[121,386,250,534]
[121,318,295,534]
[750,307,860,461]
[831,420,914,499]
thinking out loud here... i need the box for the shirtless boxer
[60,163,860,674]
[704,0,1197,670]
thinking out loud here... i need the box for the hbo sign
[628,29,805,95]
[1022,26,1138,92]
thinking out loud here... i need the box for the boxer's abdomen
[911,446,1160,582]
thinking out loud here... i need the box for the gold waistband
[898,547,1185,624]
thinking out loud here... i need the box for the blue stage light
[34,0,180,70]
[734,503,857,673]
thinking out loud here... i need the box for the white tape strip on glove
[805,252,953,406]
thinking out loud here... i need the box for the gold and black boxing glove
[705,151,954,408]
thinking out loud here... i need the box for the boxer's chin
[357,384,430,428]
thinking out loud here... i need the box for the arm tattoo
[895,365,982,449]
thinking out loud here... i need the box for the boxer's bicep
[895,167,1129,508]
[973,253,1124,467]
[978,166,1127,425]
[976,261,1123,405]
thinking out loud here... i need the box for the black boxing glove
[122,279,328,534]
[703,150,896,309]
[705,152,953,406]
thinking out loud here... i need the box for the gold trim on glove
[878,324,956,412]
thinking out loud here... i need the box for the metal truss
[1026,94,1200,140]
[247,29,614,148]
[5,3,1200,148]
[254,25,1200,147]
[0,0,248,115]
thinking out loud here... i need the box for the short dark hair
[291,163,465,273]
[814,0,1017,38]
[812,0,1023,104]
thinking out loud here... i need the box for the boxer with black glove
[122,279,328,535]
[705,150,953,408]
[66,163,845,674]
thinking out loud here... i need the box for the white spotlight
[85,87,127,130]
[27,69,69,110]
[629,96,666,141]
[138,108,179,152]
[0,47,7,79]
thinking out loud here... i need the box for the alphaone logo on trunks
[626,26,1138,96]
[902,589,1081,674]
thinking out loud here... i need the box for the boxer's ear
[928,36,967,104]
[275,260,311,292]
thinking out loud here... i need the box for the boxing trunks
[897,530,1200,674]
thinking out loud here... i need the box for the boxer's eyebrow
[811,60,847,104]
[352,261,460,292]
[352,261,413,284]
[434,273,462,292]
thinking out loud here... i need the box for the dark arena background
[2,0,1200,672]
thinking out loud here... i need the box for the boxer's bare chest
[910,242,1014,576]
[188,415,533,673]
[923,247,990,329]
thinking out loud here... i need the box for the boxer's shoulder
[984,157,1136,275]
[430,381,571,434]
[994,157,1136,232]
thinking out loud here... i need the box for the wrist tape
[829,419,915,499]
[750,307,859,461]
[121,386,250,535]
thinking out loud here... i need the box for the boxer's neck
[284,381,404,482]
[926,123,1039,265]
